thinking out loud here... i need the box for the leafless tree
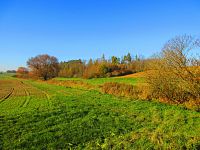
[147,35,200,109]
[27,54,59,80]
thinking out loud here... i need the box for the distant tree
[101,54,106,62]
[126,52,132,63]
[111,56,120,64]
[121,56,125,64]
[124,52,131,70]
[17,67,28,74]
[135,54,140,61]
[99,64,110,75]
[132,54,146,72]
[88,59,93,66]
[122,52,132,64]
[6,70,16,73]
[16,67,29,78]
[59,59,85,77]
[27,54,59,80]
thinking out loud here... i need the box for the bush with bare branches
[147,35,200,110]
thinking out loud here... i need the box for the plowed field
[0,80,50,113]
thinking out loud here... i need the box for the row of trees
[59,53,146,79]
[16,34,200,109]
[17,53,148,80]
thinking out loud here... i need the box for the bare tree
[27,54,59,80]
[162,35,200,97]
[147,35,200,109]
[162,35,200,79]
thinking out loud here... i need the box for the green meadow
[54,77,142,86]
[0,75,200,149]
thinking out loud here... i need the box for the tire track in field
[42,90,50,106]
[8,81,31,108]
[41,90,50,100]
[21,81,51,108]
[0,80,51,109]
[0,88,14,104]
[0,89,11,100]
[20,88,31,108]
[38,90,51,108]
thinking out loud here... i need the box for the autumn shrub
[146,69,195,104]
[101,82,151,100]
[184,98,200,111]
[83,63,133,79]
[146,35,200,110]
[16,67,29,78]
[110,69,132,77]
[47,79,93,90]
[59,60,85,78]
[83,65,100,79]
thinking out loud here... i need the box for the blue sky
[0,0,200,71]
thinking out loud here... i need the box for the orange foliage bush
[101,82,151,100]
[16,67,29,78]
[146,35,200,111]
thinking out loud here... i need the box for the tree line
[16,52,149,80]
[15,34,200,110]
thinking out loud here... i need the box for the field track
[0,77,199,149]
[0,79,50,108]
[0,87,14,103]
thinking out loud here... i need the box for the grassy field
[0,74,200,149]
[54,77,143,85]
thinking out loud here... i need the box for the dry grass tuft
[101,82,152,100]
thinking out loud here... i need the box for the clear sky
[0,0,200,71]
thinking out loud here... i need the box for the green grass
[55,77,142,85]
[0,77,200,149]
[0,73,16,79]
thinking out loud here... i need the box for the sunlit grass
[54,76,143,85]
[0,77,200,149]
